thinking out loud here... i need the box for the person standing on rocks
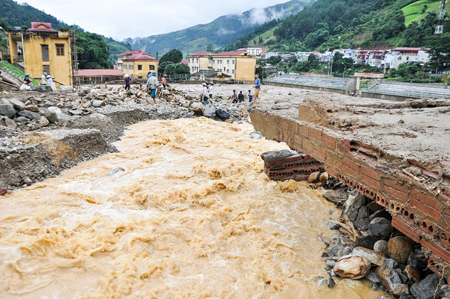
[254,74,261,100]
[208,82,214,100]
[238,91,244,103]
[147,72,159,101]
[202,83,209,102]
[124,74,131,91]
[248,90,253,102]
[232,90,238,103]
[41,72,47,85]
[162,75,167,89]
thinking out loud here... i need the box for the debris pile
[261,150,326,183]
[320,187,449,298]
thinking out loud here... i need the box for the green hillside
[402,0,441,25]
[228,0,450,52]
[124,0,315,56]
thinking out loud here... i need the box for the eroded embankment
[251,93,450,288]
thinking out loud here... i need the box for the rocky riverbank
[321,184,450,299]
[0,84,253,192]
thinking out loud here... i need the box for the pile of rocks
[321,189,449,298]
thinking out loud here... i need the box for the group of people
[201,82,214,103]
[123,72,167,101]
[41,72,54,87]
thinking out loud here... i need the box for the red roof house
[28,22,57,33]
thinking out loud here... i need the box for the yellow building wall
[235,57,256,82]
[199,57,212,70]
[123,60,158,80]
[21,31,72,86]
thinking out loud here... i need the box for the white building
[263,52,279,59]
[385,47,430,70]
[246,47,262,56]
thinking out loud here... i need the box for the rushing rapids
[0,118,383,298]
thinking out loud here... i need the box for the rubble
[333,255,372,279]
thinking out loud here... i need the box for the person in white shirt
[208,82,214,99]
[41,72,47,85]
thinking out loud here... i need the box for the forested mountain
[124,0,315,56]
[0,0,131,67]
[228,0,450,52]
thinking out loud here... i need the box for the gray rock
[4,118,17,129]
[355,236,381,250]
[370,209,392,221]
[68,110,82,116]
[323,189,348,204]
[383,258,399,269]
[39,116,49,127]
[326,221,340,230]
[203,104,216,118]
[92,100,104,107]
[0,104,16,119]
[325,260,336,268]
[375,266,410,296]
[327,278,335,289]
[18,110,41,120]
[344,193,370,231]
[39,108,58,123]
[9,98,26,110]
[15,116,29,122]
[374,240,389,255]
[352,246,386,266]
[367,201,384,213]
[410,274,445,299]
[365,271,381,283]
[369,217,392,237]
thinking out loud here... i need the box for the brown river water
[0,118,383,298]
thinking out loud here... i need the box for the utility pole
[70,30,80,88]
[435,0,447,35]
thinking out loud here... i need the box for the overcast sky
[23,0,287,41]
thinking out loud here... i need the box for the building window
[232,70,234,74]
[150,65,155,70]
[232,60,234,64]
[138,76,143,79]
[227,60,229,64]
[56,44,64,56]
[43,65,51,75]
[138,65,143,70]
[41,45,49,62]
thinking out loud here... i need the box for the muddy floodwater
[0,118,383,298]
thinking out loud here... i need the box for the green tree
[206,44,214,53]
[164,64,177,76]
[425,33,450,72]
[77,31,113,69]
[307,54,320,69]
[175,63,190,74]
[159,49,183,64]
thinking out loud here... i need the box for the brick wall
[251,109,450,280]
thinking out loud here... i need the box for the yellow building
[7,22,73,87]
[188,51,256,83]
[122,53,158,80]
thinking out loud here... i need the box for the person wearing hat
[202,83,209,102]
[41,72,47,85]
[162,74,167,89]
[147,72,159,100]
[124,74,131,91]
[208,82,214,99]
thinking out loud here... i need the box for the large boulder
[369,217,392,237]
[334,255,371,279]
[410,274,445,299]
[351,246,386,266]
[18,110,41,120]
[343,193,370,231]
[374,240,389,256]
[0,104,16,119]
[388,237,414,264]
[375,266,410,296]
